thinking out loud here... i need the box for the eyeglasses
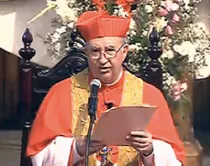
[87,43,126,60]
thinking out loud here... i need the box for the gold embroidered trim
[71,70,143,166]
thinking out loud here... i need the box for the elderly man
[26,10,185,166]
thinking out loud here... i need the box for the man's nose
[98,52,108,64]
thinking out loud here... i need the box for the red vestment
[26,71,185,164]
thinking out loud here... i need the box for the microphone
[88,79,101,119]
[85,79,101,166]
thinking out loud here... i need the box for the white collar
[105,69,123,87]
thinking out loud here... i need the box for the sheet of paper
[91,105,157,146]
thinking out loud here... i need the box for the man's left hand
[126,131,154,156]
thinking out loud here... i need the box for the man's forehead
[87,37,123,46]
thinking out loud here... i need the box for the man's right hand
[75,136,105,157]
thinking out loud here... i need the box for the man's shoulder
[50,77,71,92]
[143,81,161,95]
[142,80,166,105]
[50,70,88,91]
[125,71,161,95]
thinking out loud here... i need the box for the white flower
[113,5,129,17]
[142,30,148,36]
[195,22,208,34]
[55,0,77,23]
[135,43,142,48]
[119,6,124,13]
[195,54,210,79]
[67,0,75,3]
[164,75,177,86]
[55,43,61,51]
[195,66,210,79]
[183,0,190,6]
[113,9,119,15]
[145,5,153,13]
[160,1,166,7]
[155,17,168,32]
[56,26,67,34]
[181,82,188,91]
[129,18,136,30]
[173,41,196,62]
[161,50,174,59]
[52,32,60,43]
[129,44,140,51]
[130,29,137,36]
[67,22,75,29]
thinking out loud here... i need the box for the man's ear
[122,44,129,60]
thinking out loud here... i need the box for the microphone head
[90,79,101,89]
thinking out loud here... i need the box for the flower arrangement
[29,0,210,109]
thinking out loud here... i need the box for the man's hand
[126,131,153,156]
[75,136,105,157]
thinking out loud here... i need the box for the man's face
[85,37,129,84]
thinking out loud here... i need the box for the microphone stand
[85,83,99,166]
[85,115,96,166]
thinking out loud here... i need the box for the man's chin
[98,72,113,84]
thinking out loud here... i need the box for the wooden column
[0,49,20,127]
[142,27,163,90]
[174,74,203,166]
[19,28,35,166]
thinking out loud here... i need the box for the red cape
[26,74,185,164]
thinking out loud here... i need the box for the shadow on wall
[0,0,57,67]
[0,48,20,129]
[193,76,210,130]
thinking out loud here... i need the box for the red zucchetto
[76,10,130,41]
